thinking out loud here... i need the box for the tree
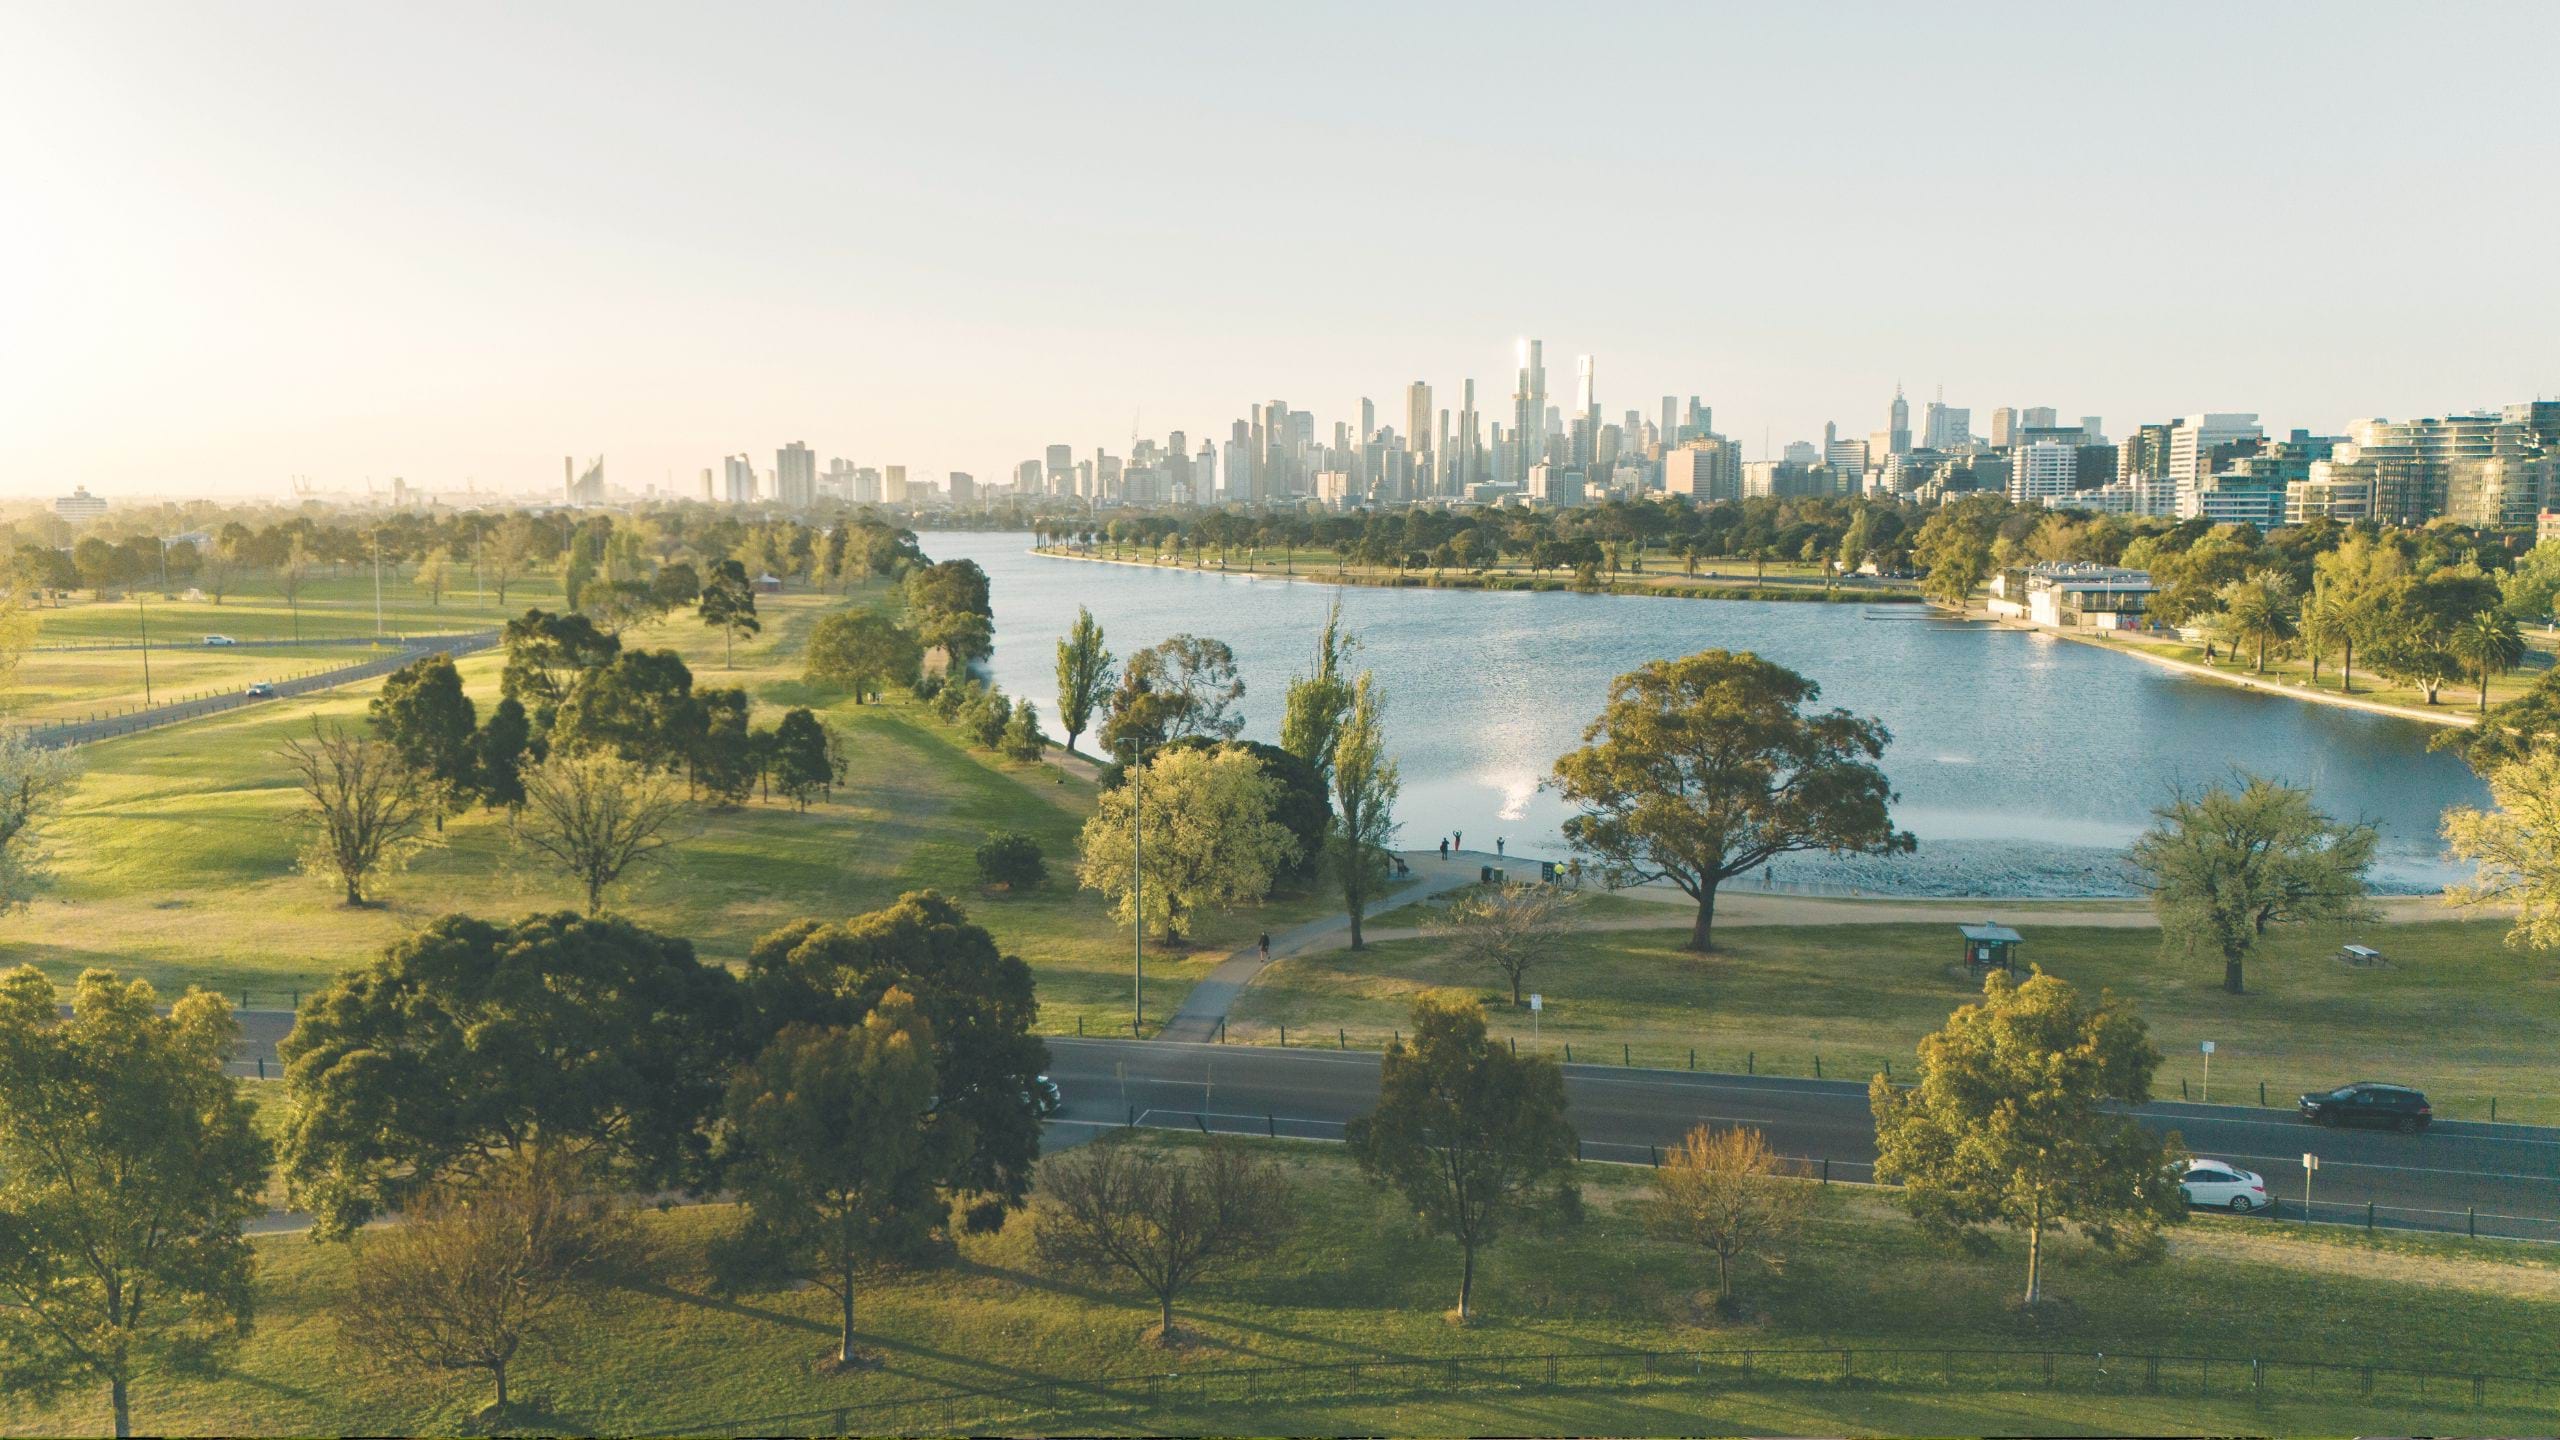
[2128,774,2376,995]
[1035,1135,1292,1343]
[552,649,702,774]
[1280,599,1358,782]
[722,993,954,1368]
[499,608,620,723]
[2449,609,2525,713]
[1346,992,1576,1323]
[688,686,757,805]
[338,1152,627,1418]
[2444,745,2560,952]
[975,832,1045,892]
[769,707,841,809]
[651,559,701,609]
[2212,571,2297,673]
[513,749,693,915]
[473,696,532,810]
[905,559,994,671]
[1100,634,1245,753]
[805,610,921,703]
[0,729,81,913]
[741,892,1049,1232]
[280,532,316,639]
[1644,1125,1813,1311]
[1871,969,2184,1305]
[1327,671,1401,950]
[1076,746,1298,943]
[0,968,269,1438]
[370,652,480,822]
[2368,626,2458,704]
[1550,650,1913,952]
[1423,882,1584,1007]
[696,558,760,668]
[1001,699,1047,762]
[0,581,35,703]
[278,911,744,1237]
[2309,533,2409,694]
[411,546,454,608]
[1053,606,1114,754]
[1911,500,1997,607]
[279,719,440,905]
[2297,588,2351,688]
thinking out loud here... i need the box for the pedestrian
[1453,829,1464,853]
[1496,836,1505,857]
[1257,931,1270,961]
[1439,837,1449,861]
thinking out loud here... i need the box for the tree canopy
[2127,774,2376,994]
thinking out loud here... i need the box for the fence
[632,1341,2560,1437]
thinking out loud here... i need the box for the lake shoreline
[1029,544,1924,606]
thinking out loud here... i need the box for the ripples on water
[925,534,2486,897]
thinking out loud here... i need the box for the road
[1041,1037,2560,1242]
[29,630,498,746]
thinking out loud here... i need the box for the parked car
[202,634,237,646]
[2175,1159,2269,1213]
[2299,1082,2432,1132]
[245,682,276,698]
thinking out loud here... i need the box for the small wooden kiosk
[1959,921,2024,976]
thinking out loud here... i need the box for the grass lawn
[4,1134,2553,1437]
[27,568,567,645]
[5,578,1321,1036]
[1230,915,2560,1123]
[2063,621,2557,718]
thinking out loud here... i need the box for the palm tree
[2449,610,2527,712]
[2214,572,2300,674]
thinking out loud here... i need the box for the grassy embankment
[4,1134,2554,1437]
[1233,900,2560,1123]
[7,575,1331,1037]
[1037,543,1921,604]
[2022,610,2559,718]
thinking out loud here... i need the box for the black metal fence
[632,1342,2560,1437]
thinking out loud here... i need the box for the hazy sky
[6,1,2556,498]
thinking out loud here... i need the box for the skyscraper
[722,453,755,504]
[1889,384,1912,455]
[1990,407,2017,447]
[775,441,816,509]
[1661,396,1679,448]
[1513,339,1546,482]
[1575,355,1599,467]
[1459,379,1479,490]
[1405,381,1432,475]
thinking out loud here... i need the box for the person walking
[1496,836,1505,858]
[1257,931,1270,961]
[1453,829,1464,853]
[1438,836,1449,861]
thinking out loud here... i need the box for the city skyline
[6,2,2558,498]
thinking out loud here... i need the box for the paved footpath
[1155,848,1494,1042]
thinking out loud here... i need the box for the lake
[918,531,2488,897]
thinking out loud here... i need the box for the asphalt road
[1042,1037,2560,1243]
[31,630,497,746]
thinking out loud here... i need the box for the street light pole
[136,593,151,705]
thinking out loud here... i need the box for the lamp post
[136,593,151,705]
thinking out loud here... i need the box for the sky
[4,1,2557,499]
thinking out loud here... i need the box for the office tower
[1513,339,1547,482]
[1783,440,1819,466]
[2170,414,2265,517]
[2010,441,2082,504]
[1888,385,1912,455]
[1662,396,1679,448]
[1686,397,1711,439]
[722,453,755,504]
[1459,379,1480,489]
[1044,443,1074,495]
[697,468,713,502]
[2080,417,2106,447]
[2022,406,2059,430]
[1990,407,2016,447]
[775,441,816,509]
[1359,397,1375,443]
[1195,440,1217,498]
[1825,434,1870,487]
[948,472,975,506]
[1014,459,1041,494]
[2299,410,2555,527]
[1403,381,1433,469]
[1922,401,1970,450]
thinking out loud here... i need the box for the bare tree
[1034,1135,1291,1343]
[339,1152,630,1418]
[279,719,439,905]
[512,749,692,915]
[1644,1125,1814,1312]
[1423,882,1584,1007]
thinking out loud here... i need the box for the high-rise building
[2022,406,2059,431]
[1922,400,1971,450]
[885,465,909,503]
[1512,340,1547,482]
[947,472,975,506]
[1405,382,1432,475]
[2170,413,2264,517]
[1989,407,2017,448]
[2299,410,2556,527]
[1458,379,1480,491]
[775,441,816,509]
[1663,439,1742,502]
[698,468,714,502]
[722,454,755,504]
[1888,385,1912,456]
[1044,444,1074,495]
[565,455,605,505]
[2009,441,2082,505]
[1661,396,1679,449]
[1574,355,1599,467]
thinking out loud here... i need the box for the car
[245,682,276,698]
[202,634,237,646]
[2299,1081,2432,1132]
[2175,1158,2269,1213]
[1029,1074,1062,1118]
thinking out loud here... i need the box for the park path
[1154,847,1489,1042]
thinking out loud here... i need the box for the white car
[2177,1159,2269,1213]
[202,634,237,646]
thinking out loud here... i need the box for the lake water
[919,532,2488,897]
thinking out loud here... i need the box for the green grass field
[4,1134,2552,1437]
[1230,912,2560,1123]
[6,575,1326,1038]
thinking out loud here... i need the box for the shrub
[975,832,1046,893]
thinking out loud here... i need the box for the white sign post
[2301,1152,2320,1222]
[2200,1040,2215,1103]
[1529,993,1542,1042]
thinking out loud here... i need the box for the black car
[2298,1082,2432,1132]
